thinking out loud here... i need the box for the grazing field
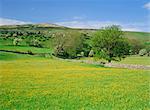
[80,56,150,66]
[116,56,150,66]
[124,31,150,42]
[0,53,149,109]
[0,45,52,54]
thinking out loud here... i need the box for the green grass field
[80,56,150,66]
[0,45,52,53]
[116,56,150,65]
[0,52,150,110]
[0,26,150,109]
[124,31,150,42]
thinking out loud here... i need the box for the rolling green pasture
[0,45,52,54]
[0,38,13,46]
[116,56,150,65]
[0,52,150,110]
[80,56,150,66]
[124,31,150,41]
[0,52,46,61]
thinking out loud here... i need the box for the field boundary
[62,59,150,70]
[1,51,149,70]
[105,63,150,70]
[0,50,51,56]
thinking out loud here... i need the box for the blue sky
[0,0,150,32]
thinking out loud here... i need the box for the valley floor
[0,53,150,109]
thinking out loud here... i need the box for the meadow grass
[116,56,150,65]
[0,45,52,53]
[124,31,150,42]
[80,56,150,66]
[0,53,150,110]
[0,52,47,61]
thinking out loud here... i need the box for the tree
[81,33,92,57]
[139,49,147,56]
[128,39,144,55]
[53,31,84,58]
[13,38,22,46]
[92,25,130,63]
[29,38,42,47]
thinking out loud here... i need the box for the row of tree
[53,25,149,62]
[1,25,149,62]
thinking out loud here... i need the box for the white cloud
[0,18,148,32]
[73,16,86,20]
[56,20,148,32]
[56,21,118,29]
[144,2,150,10]
[122,28,142,32]
[0,18,32,26]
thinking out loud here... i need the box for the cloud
[56,20,149,32]
[122,28,142,32]
[144,2,150,10]
[0,18,148,32]
[56,21,118,29]
[0,18,32,26]
[73,16,86,20]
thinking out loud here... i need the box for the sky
[0,0,150,32]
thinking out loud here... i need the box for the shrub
[53,44,68,58]
[128,39,144,55]
[139,49,147,56]
[88,50,94,57]
[13,38,22,46]
[27,50,33,55]
[29,39,42,47]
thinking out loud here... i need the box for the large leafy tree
[53,31,84,58]
[92,25,130,63]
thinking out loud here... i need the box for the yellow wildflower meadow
[0,57,150,110]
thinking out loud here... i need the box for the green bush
[13,38,22,46]
[28,39,42,48]
[27,50,33,55]
[128,39,144,55]
[88,50,94,57]
[139,49,147,56]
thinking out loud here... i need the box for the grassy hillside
[0,24,150,41]
[124,31,150,42]
[0,24,149,61]
[0,53,149,109]
[0,24,149,109]
[0,52,38,60]
[0,24,149,56]
[0,45,52,53]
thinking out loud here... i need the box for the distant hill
[0,23,149,57]
[35,23,66,28]
[124,31,150,41]
[0,23,67,29]
[0,23,149,42]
